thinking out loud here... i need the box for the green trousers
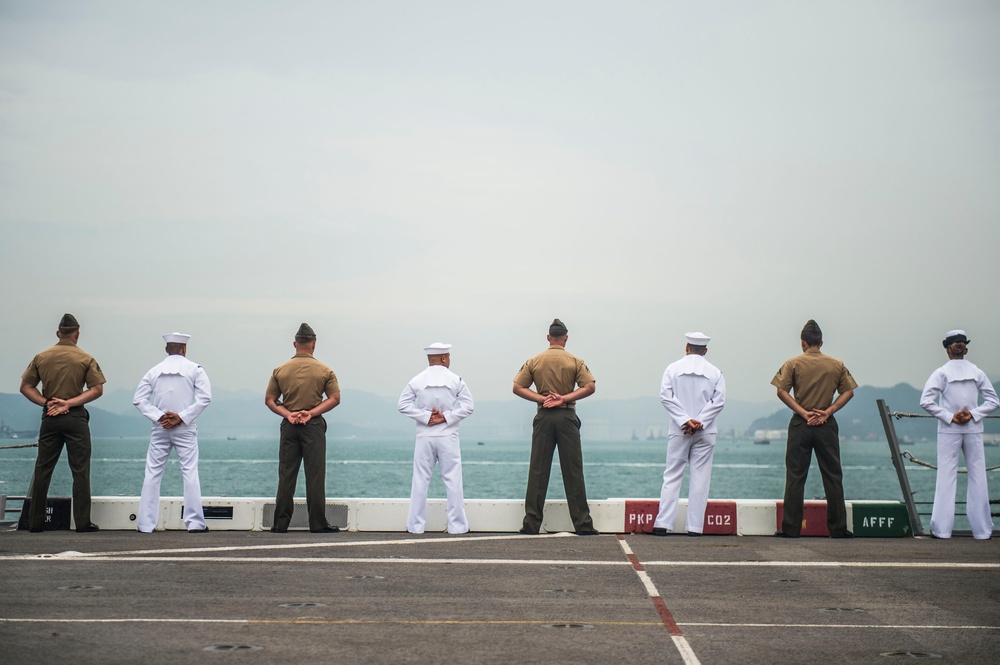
[781,414,848,536]
[30,408,93,530]
[274,416,330,531]
[522,408,595,533]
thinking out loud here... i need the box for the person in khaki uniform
[19,313,106,533]
[771,319,857,538]
[265,323,341,533]
[513,318,598,535]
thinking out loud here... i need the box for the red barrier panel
[776,500,830,536]
[625,499,738,535]
[624,500,659,534]
[703,500,737,535]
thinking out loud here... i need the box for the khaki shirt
[21,340,106,400]
[514,346,595,407]
[770,348,857,411]
[266,354,340,412]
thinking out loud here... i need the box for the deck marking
[2,532,573,559]
[0,617,660,626]
[1,618,997,630]
[617,535,701,665]
[3,555,632,564]
[4,552,998,570]
[640,561,1000,569]
[679,622,1000,630]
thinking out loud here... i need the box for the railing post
[877,399,925,536]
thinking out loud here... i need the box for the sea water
[2,436,995,532]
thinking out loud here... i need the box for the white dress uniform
[920,355,999,540]
[655,334,726,534]
[133,337,212,533]
[398,347,474,535]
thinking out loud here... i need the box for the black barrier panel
[202,506,234,520]
[17,498,72,531]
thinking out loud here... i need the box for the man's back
[772,349,855,412]
[24,342,103,400]
[516,346,593,401]
[269,355,338,412]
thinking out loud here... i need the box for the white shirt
[660,354,726,435]
[919,359,998,433]
[398,365,474,437]
[133,354,212,426]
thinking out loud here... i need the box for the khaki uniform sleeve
[837,364,858,393]
[266,372,281,398]
[770,360,793,391]
[513,361,533,388]
[21,357,40,385]
[85,357,107,387]
[576,360,595,387]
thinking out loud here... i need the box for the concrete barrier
[83,497,906,536]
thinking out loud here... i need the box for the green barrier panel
[852,501,912,537]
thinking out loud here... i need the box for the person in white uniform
[133,332,213,533]
[398,342,474,534]
[652,332,726,536]
[919,330,998,540]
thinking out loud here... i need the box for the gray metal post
[877,399,925,536]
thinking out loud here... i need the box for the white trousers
[137,425,205,532]
[407,433,468,534]
[931,431,993,540]
[654,431,717,533]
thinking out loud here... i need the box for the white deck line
[7,532,567,559]
[617,535,702,665]
[1,618,996,631]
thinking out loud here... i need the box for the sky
[2,1,998,406]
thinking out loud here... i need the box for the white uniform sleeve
[442,380,474,425]
[178,366,212,425]
[659,368,690,429]
[971,373,1000,423]
[696,373,726,429]
[132,370,163,423]
[919,371,951,425]
[398,382,431,424]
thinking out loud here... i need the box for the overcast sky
[2,1,998,406]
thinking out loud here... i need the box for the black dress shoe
[76,523,100,533]
[687,531,703,537]
[29,527,43,533]
[518,527,538,535]
[575,529,600,536]
[774,530,799,538]
[830,531,854,539]
[269,526,288,533]
[188,527,210,533]
[650,527,670,536]
[310,525,340,533]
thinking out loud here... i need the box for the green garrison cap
[296,322,316,338]
[549,318,568,336]
[59,313,80,329]
[800,319,822,339]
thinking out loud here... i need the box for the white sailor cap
[942,330,970,347]
[424,342,452,355]
[685,332,711,347]
[163,332,191,344]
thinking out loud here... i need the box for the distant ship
[753,429,784,445]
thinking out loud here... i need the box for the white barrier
[84,497,884,535]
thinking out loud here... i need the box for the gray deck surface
[1,529,998,664]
